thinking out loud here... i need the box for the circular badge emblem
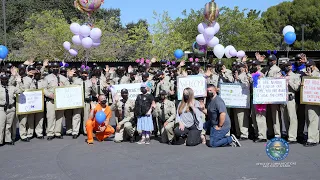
[266,138,289,161]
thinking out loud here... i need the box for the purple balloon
[237,50,246,58]
[90,28,102,40]
[63,41,71,51]
[197,22,207,34]
[70,23,80,35]
[206,36,219,48]
[204,27,216,38]
[92,38,101,47]
[82,37,93,49]
[196,34,206,46]
[229,48,237,57]
[213,22,220,34]
[72,35,83,46]
[69,49,78,56]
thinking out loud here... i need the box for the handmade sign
[300,77,320,105]
[219,83,250,108]
[177,75,206,100]
[16,89,44,115]
[253,78,287,104]
[55,85,84,110]
[110,83,142,100]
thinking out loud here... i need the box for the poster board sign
[219,83,250,109]
[300,77,320,105]
[110,83,141,100]
[253,78,287,104]
[177,75,206,100]
[54,85,84,110]
[16,89,44,115]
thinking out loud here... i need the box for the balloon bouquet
[62,0,104,64]
[195,0,246,60]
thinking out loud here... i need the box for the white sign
[253,78,287,104]
[219,83,250,108]
[55,85,84,110]
[110,83,141,100]
[177,75,206,100]
[16,90,44,115]
[301,77,320,105]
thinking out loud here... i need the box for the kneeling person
[153,90,176,144]
[86,95,115,145]
[112,89,136,143]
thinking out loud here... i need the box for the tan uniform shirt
[110,99,135,125]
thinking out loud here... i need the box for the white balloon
[196,34,207,46]
[92,38,101,47]
[90,28,102,40]
[207,36,219,48]
[214,44,225,59]
[70,23,80,35]
[224,45,234,58]
[80,25,91,37]
[204,27,216,38]
[197,22,208,34]
[283,25,295,36]
[72,35,83,45]
[63,41,71,51]
[69,49,78,56]
[82,37,93,49]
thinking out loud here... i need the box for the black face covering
[281,67,290,73]
[36,66,42,71]
[250,67,258,74]
[207,91,214,98]
[215,66,223,73]
[187,70,192,75]
[121,94,128,101]
[231,66,237,73]
[268,61,274,66]
[160,95,166,101]
[60,72,67,77]
[34,73,41,80]
[183,94,189,102]
[160,64,166,70]
[141,87,147,94]
[100,100,107,105]
[193,69,199,75]
[117,71,124,77]
[81,75,87,80]
[19,70,26,76]
[1,80,8,86]
[52,69,59,75]
[142,77,148,82]
[95,71,101,78]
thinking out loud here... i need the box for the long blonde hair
[178,88,195,115]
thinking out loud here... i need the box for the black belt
[45,97,54,102]
[0,103,15,109]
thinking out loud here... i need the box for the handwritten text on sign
[17,90,44,115]
[301,77,320,105]
[177,75,206,100]
[253,78,287,104]
[55,86,84,110]
[111,83,141,100]
[219,83,250,108]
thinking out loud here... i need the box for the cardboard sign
[301,77,320,105]
[16,89,44,115]
[253,78,287,104]
[110,83,141,100]
[54,85,84,110]
[177,75,206,100]
[219,83,250,109]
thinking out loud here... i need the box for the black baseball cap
[268,54,277,61]
[121,88,128,94]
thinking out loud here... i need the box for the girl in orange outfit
[86,95,115,144]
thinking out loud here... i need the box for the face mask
[193,69,199,75]
[19,70,26,76]
[52,69,59,75]
[207,91,214,98]
[141,88,147,94]
[95,71,101,77]
[268,61,274,66]
[215,66,223,73]
[60,72,67,77]
[1,80,8,86]
[281,67,290,73]
[187,70,192,75]
[183,94,189,102]
[250,67,258,74]
[160,95,166,100]
[232,66,237,73]
[100,100,107,105]
[36,66,42,71]
[121,94,128,100]
[142,77,148,82]
[130,76,135,80]
[81,75,87,80]
[34,73,41,80]
[161,65,166,70]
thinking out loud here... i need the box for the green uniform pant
[46,101,64,137]
[280,100,298,141]
[234,108,249,138]
[0,107,16,144]
[306,105,320,143]
[114,122,135,142]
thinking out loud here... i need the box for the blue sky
[102,0,291,25]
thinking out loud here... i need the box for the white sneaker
[137,138,146,144]
[230,142,237,147]
[231,134,241,147]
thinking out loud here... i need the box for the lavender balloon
[80,25,91,37]
[82,37,93,49]
[204,27,216,38]
[70,23,80,35]
[213,22,220,34]
[196,34,206,46]
[90,28,102,40]
[224,45,234,58]
[92,38,101,47]
[207,36,219,48]
[69,49,78,56]
[72,35,83,45]
[237,50,246,58]
[63,41,71,51]
[229,48,237,57]
[197,22,208,34]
